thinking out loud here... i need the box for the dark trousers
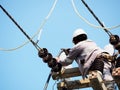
[89,58,104,74]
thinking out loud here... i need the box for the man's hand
[55,57,60,62]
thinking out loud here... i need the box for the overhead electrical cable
[107,24,120,31]
[36,0,58,44]
[52,80,57,90]
[0,5,41,51]
[0,41,29,51]
[71,0,103,29]
[71,0,120,31]
[81,0,112,36]
[36,29,43,44]
[43,71,52,90]
[0,2,59,90]
[0,0,58,51]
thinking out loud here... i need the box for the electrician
[56,28,115,90]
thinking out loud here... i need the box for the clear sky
[0,0,120,90]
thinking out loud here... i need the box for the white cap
[73,28,87,38]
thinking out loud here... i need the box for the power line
[0,41,29,51]
[36,0,58,44]
[0,5,41,51]
[81,0,112,36]
[1,0,120,52]
[0,0,58,51]
[71,0,120,31]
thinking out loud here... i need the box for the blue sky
[0,0,120,90]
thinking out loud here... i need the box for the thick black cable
[0,5,41,51]
[0,5,56,90]
[43,49,67,90]
[81,0,113,36]
[43,71,52,90]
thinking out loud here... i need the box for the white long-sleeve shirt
[60,39,103,77]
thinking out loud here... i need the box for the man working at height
[56,28,115,90]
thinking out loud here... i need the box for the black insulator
[115,56,120,68]
[109,35,119,45]
[52,63,62,72]
[47,58,57,68]
[61,87,68,90]
[43,53,53,63]
[38,48,48,58]
[114,43,120,50]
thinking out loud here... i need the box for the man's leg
[103,61,116,90]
